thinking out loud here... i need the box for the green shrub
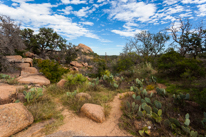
[64,73,87,91]
[112,52,140,73]
[158,48,206,78]
[35,59,68,83]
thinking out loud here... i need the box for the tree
[0,15,25,55]
[168,18,206,59]
[21,28,39,54]
[36,27,67,57]
[124,31,169,61]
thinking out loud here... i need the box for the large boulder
[81,103,105,123]
[5,55,22,63]
[13,119,54,137]
[70,61,83,68]
[17,74,50,86]
[21,67,39,76]
[76,43,93,53]
[0,84,24,105]
[0,103,34,137]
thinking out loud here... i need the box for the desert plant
[23,87,43,103]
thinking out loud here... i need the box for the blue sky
[0,0,206,55]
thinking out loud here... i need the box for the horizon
[0,0,206,55]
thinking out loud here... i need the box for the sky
[0,0,206,55]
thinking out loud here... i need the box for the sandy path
[56,93,132,136]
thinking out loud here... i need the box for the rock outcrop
[76,43,93,53]
[81,103,105,123]
[17,74,50,86]
[0,84,24,105]
[5,55,33,68]
[0,103,34,137]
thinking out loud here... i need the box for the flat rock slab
[16,63,30,68]
[0,84,24,105]
[0,103,34,137]
[13,119,54,137]
[17,74,50,86]
[21,67,39,76]
[5,55,22,63]
[81,103,105,123]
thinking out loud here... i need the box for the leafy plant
[66,90,77,98]
[23,87,43,103]
[173,93,190,105]
[201,112,206,127]
[35,59,68,83]
[156,87,166,96]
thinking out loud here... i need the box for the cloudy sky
[0,0,206,55]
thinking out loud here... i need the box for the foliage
[88,77,100,91]
[158,48,206,78]
[112,52,139,73]
[66,90,77,98]
[173,93,190,106]
[64,73,87,91]
[35,59,68,83]
[23,87,43,103]
[102,72,119,89]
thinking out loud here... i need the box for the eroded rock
[81,103,105,123]
[21,67,39,76]
[0,84,24,105]
[0,103,34,137]
[70,61,83,68]
[17,74,50,86]
[57,79,67,88]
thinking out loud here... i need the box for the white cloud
[72,6,96,17]
[166,5,184,14]
[59,6,73,14]
[163,0,179,5]
[182,0,206,4]
[79,21,94,26]
[61,0,87,4]
[89,0,94,3]
[0,2,99,40]
[12,3,18,6]
[111,29,141,37]
[11,0,33,3]
[197,4,206,16]
[97,0,105,2]
[106,1,156,22]
[116,45,124,47]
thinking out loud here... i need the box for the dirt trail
[56,93,132,136]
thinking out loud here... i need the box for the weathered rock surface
[24,51,35,58]
[70,61,83,68]
[13,119,54,137]
[0,103,34,137]
[45,130,87,137]
[76,93,91,100]
[82,62,88,67]
[17,93,26,103]
[81,103,105,123]
[16,63,30,68]
[76,43,93,53]
[57,79,67,88]
[21,67,39,76]
[5,55,22,63]
[17,74,50,86]
[22,58,33,67]
[0,84,24,105]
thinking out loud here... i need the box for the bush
[35,59,68,83]
[64,73,87,91]
[112,52,141,73]
[158,48,206,78]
